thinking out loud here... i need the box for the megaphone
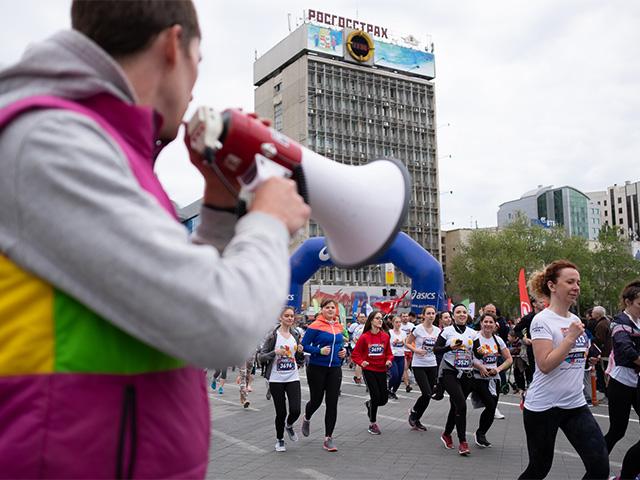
[187,107,411,268]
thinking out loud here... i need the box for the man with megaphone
[0,1,310,477]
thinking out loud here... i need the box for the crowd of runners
[209,261,640,480]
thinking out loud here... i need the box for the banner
[518,268,532,317]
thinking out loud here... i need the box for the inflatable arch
[288,232,445,314]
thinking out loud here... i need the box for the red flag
[518,268,532,317]
[373,290,409,315]
[447,298,452,312]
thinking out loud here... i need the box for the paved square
[206,367,635,479]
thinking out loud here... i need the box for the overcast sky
[2,1,639,228]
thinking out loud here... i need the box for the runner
[258,307,305,452]
[300,299,346,452]
[436,310,453,328]
[604,279,640,454]
[400,312,416,392]
[518,260,608,480]
[350,313,367,385]
[434,303,477,455]
[351,310,393,435]
[471,313,512,448]
[388,315,408,399]
[406,305,441,431]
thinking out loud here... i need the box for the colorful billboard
[307,24,344,56]
[374,41,435,79]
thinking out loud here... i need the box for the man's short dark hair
[71,0,201,58]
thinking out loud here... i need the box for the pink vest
[0,94,209,478]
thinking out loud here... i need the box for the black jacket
[258,325,305,380]
[611,312,640,370]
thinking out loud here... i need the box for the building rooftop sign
[307,9,389,39]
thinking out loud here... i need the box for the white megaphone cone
[300,149,410,267]
[187,107,411,267]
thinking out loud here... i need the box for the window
[618,197,623,204]
[273,102,283,132]
[619,208,623,214]
[274,82,281,93]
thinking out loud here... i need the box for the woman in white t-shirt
[258,307,305,452]
[405,305,441,431]
[433,303,477,456]
[471,313,512,448]
[519,260,608,480]
[387,315,407,399]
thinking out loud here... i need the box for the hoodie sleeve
[0,109,290,369]
[301,326,320,355]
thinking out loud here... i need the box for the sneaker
[413,420,427,432]
[408,410,417,429]
[266,389,271,400]
[406,385,413,393]
[431,385,445,401]
[388,391,398,400]
[218,386,224,395]
[243,401,250,409]
[458,441,470,456]
[365,400,371,421]
[210,380,216,391]
[323,437,338,452]
[440,432,454,449]
[368,423,381,435]
[474,431,492,448]
[353,376,362,385]
[494,408,505,419]
[275,439,286,452]
[301,417,310,437]
[285,425,298,442]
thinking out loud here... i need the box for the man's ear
[162,24,183,66]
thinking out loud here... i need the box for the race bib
[276,357,296,372]
[422,337,436,353]
[562,333,588,367]
[368,344,384,356]
[454,349,473,370]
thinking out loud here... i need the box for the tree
[447,215,639,318]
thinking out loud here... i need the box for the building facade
[498,185,600,240]
[253,16,440,288]
[588,181,640,241]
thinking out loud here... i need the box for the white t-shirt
[440,325,477,371]
[268,331,300,383]
[411,324,441,367]
[389,329,407,357]
[473,332,507,379]
[350,323,365,348]
[400,322,416,352]
[524,309,590,411]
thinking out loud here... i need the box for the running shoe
[440,432,454,449]
[323,437,338,452]
[210,380,216,391]
[285,425,298,442]
[368,423,381,435]
[405,385,413,393]
[365,400,371,421]
[388,391,398,400]
[408,410,417,428]
[353,376,362,385]
[413,420,427,432]
[474,431,492,448]
[218,386,224,395]
[458,441,470,456]
[243,401,250,409]
[275,439,286,452]
[301,417,310,437]
[431,384,445,401]
[494,408,505,419]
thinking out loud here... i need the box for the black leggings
[472,378,498,435]
[604,377,640,453]
[411,366,437,420]
[621,439,640,480]
[362,369,388,422]
[519,406,609,480]
[269,381,301,440]
[305,364,342,437]
[441,371,474,441]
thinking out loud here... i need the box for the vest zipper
[116,384,137,479]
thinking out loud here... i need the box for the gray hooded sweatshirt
[0,30,291,368]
